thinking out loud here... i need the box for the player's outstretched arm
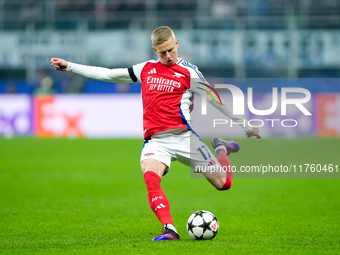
[50,58,68,71]
[49,58,134,83]
[246,127,262,139]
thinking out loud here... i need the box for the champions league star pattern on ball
[187,210,219,240]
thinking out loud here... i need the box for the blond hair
[151,26,176,46]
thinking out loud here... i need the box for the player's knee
[217,179,232,191]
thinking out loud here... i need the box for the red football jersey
[130,58,207,138]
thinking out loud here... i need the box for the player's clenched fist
[50,58,68,71]
[246,127,262,139]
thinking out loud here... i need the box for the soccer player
[50,26,261,241]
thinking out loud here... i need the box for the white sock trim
[216,145,227,152]
[165,224,178,233]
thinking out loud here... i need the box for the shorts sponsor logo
[144,153,155,157]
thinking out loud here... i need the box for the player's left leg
[188,131,239,190]
[209,137,240,190]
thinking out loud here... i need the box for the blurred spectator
[211,1,237,17]
[6,81,17,94]
[34,76,55,94]
[116,83,130,93]
[106,1,122,12]
[77,0,94,28]
[32,70,48,91]
[129,0,145,11]
[106,1,126,29]
[19,0,43,28]
[157,2,177,11]
[77,0,93,13]
[61,73,85,94]
[58,0,72,13]
[211,0,237,29]
[94,0,107,29]
[56,0,77,29]
[247,0,269,16]
[178,1,195,11]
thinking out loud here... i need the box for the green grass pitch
[0,137,339,254]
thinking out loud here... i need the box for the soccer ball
[186,210,219,240]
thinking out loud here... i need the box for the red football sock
[143,171,173,225]
[216,147,233,190]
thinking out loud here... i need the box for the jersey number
[197,145,211,160]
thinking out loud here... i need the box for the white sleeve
[189,69,252,133]
[66,62,133,83]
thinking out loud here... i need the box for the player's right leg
[140,137,180,241]
[141,159,180,241]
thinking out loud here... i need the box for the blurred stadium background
[1,3,339,253]
[0,0,339,138]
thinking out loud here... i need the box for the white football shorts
[140,129,219,175]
